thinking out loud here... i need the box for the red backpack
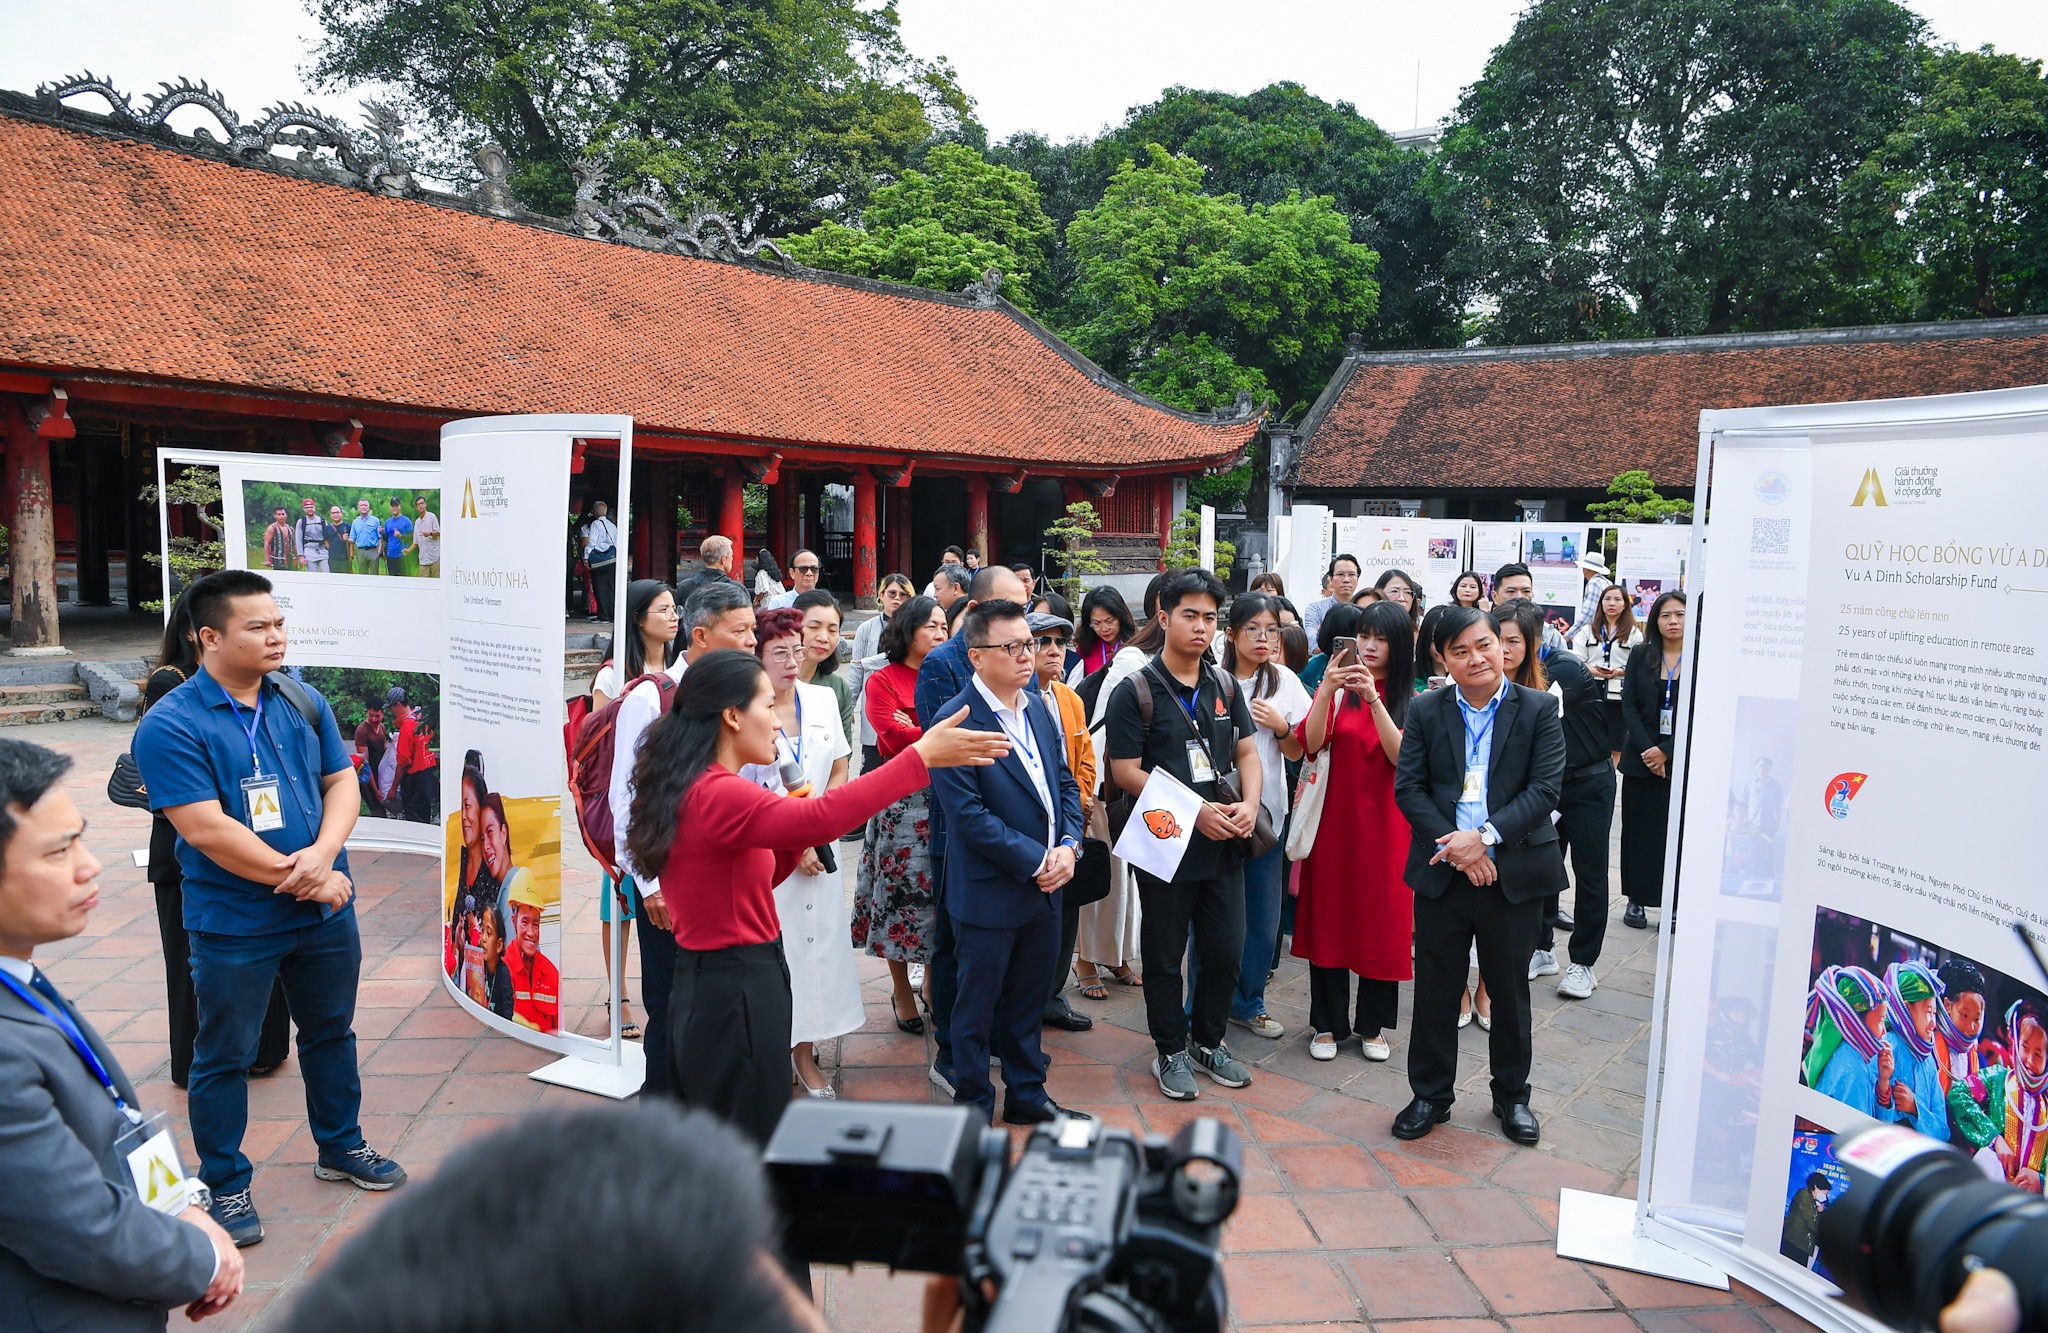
[564,669,679,876]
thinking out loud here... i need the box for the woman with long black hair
[626,650,1008,1144]
[1620,590,1687,929]
[147,586,290,1086]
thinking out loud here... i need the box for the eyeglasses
[762,645,805,665]
[1089,618,1121,634]
[971,639,1034,660]
[792,564,820,574]
[1241,628,1279,641]
[1033,635,1070,650]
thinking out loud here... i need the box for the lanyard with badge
[1660,660,1680,737]
[1168,675,1217,786]
[1461,699,1497,804]
[220,680,285,833]
[0,971,204,1214]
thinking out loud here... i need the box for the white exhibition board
[165,448,442,855]
[1637,383,2048,1331]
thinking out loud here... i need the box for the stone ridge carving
[24,72,793,272]
[963,267,1003,304]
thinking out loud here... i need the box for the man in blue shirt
[380,498,414,577]
[133,570,405,1250]
[1301,554,1360,646]
[348,499,381,576]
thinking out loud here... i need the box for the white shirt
[583,517,618,559]
[414,512,441,565]
[972,674,1059,858]
[848,650,888,748]
[1236,667,1312,827]
[0,955,31,984]
[610,655,689,889]
[764,589,802,609]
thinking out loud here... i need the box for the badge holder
[117,1111,205,1215]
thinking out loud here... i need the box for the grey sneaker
[209,1188,264,1248]
[1153,1050,1200,1101]
[1229,1012,1286,1040]
[1191,1042,1252,1088]
[1528,948,1560,980]
[928,1063,956,1097]
[314,1143,408,1191]
[1557,963,1597,1000]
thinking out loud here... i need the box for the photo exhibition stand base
[1555,1189,1728,1289]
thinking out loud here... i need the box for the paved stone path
[31,716,1809,1330]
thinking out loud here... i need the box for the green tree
[1064,146,1379,418]
[1585,470,1695,524]
[783,144,1056,311]
[306,0,972,229]
[1439,0,1925,343]
[139,467,225,610]
[1848,46,2048,319]
[1042,501,1108,605]
[1162,509,1235,579]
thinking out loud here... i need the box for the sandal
[1107,964,1143,988]
[1073,965,1111,1002]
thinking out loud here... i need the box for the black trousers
[930,852,958,1076]
[1408,879,1543,1107]
[1046,893,1083,1012]
[635,906,681,1098]
[1620,773,1672,908]
[1308,968,1398,1041]
[400,769,437,824]
[953,910,1059,1121]
[667,940,792,1146]
[589,561,617,619]
[1135,866,1244,1057]
[1542,763,1615,965]
[153,871,288,1087]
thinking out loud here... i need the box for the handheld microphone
[779,757,838,874]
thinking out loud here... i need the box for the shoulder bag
[1285,686,1339,862]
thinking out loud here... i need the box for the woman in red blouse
[626,648,1006,1144]
[850,594,949,1032]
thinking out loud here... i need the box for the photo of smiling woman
[624,649,1010,1145]
[442,756,563,1036]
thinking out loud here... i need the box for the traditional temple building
[1280,317,2048,522]
[0,77,1260,648]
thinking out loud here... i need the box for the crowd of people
[565,538,1686,1153]
[261,495,438,577]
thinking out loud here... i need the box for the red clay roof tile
[0,115,1255,470]
[1296,325,2048,490]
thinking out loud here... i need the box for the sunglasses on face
[792,564,820,574]
[1034,635,1070,650]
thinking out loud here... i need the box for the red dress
[1290,690,1413,980]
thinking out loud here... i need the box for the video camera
[1817,1123,2048,1330]
[764,1100,1240,1333]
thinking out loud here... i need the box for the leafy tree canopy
[1585,470,1694,523]
[306,0,972,229]
[782,144,1056,312]
[1439,0,1925,343]
[1065,146,1380,418]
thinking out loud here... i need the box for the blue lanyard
[1173,681,1203,731]
[1462,699,1498,768]
[1663,661,1681,709]
[994,697,1041,769]
[217,678,266,774]
[780,691,806,768]
[0,971,138,1122]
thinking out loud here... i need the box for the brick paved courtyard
[33,715,1810,1331]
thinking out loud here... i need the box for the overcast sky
[0,0,2042,144]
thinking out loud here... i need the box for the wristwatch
[187,1182,214,1213]
[1059,836,1081,853]
[1479,824,1501,848]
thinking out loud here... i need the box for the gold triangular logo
[1852,468,1888,507]
[461,479,479,519]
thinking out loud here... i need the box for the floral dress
[849,661,937,962]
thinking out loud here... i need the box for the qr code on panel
[1750,517,1790,555]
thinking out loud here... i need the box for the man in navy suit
[928,600,1090,1125]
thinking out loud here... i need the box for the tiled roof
[1293,320,2048,490]
[0,112,1256,471]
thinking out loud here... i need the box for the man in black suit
[1392,606,1566,1146]
[927,600,1087,1125]
[0,739,245,1328]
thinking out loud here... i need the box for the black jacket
[1619,642,1679,780]
[1393,681,1567,905]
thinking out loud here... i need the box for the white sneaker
[1309,1033,1337,1061]
[1230,1013,1286,1040]
[1528,949,1560,980]
[1557,963,1597,1000]
[1360,1036,1391,1061]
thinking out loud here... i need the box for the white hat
[1577,555,1610,576]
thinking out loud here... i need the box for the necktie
[28,968,64,1009]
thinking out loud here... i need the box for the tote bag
[1284,689,1339,862]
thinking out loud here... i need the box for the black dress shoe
[1392,1096,1452,1140]
[1623,903,1648,929]
[1043,1000,1094,1031]
[1553,910,1575,930]
[1493,1101,1541,1145]
[1002,1100,1094,1126]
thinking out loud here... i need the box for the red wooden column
[719,466,745,556]
[966,474,990,566]
[768,479,792,564]
[3,396,64,649]
[852,469,878,608]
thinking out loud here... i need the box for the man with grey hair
[931,563,972,612]
[674,534,738,608]
[608,580,757,1096]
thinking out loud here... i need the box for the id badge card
[1186,739,1216,786]
[1658,708,1675,736]
[117,1110,204,1215]
[241,773,284,832]
[1461,766,1485,802]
